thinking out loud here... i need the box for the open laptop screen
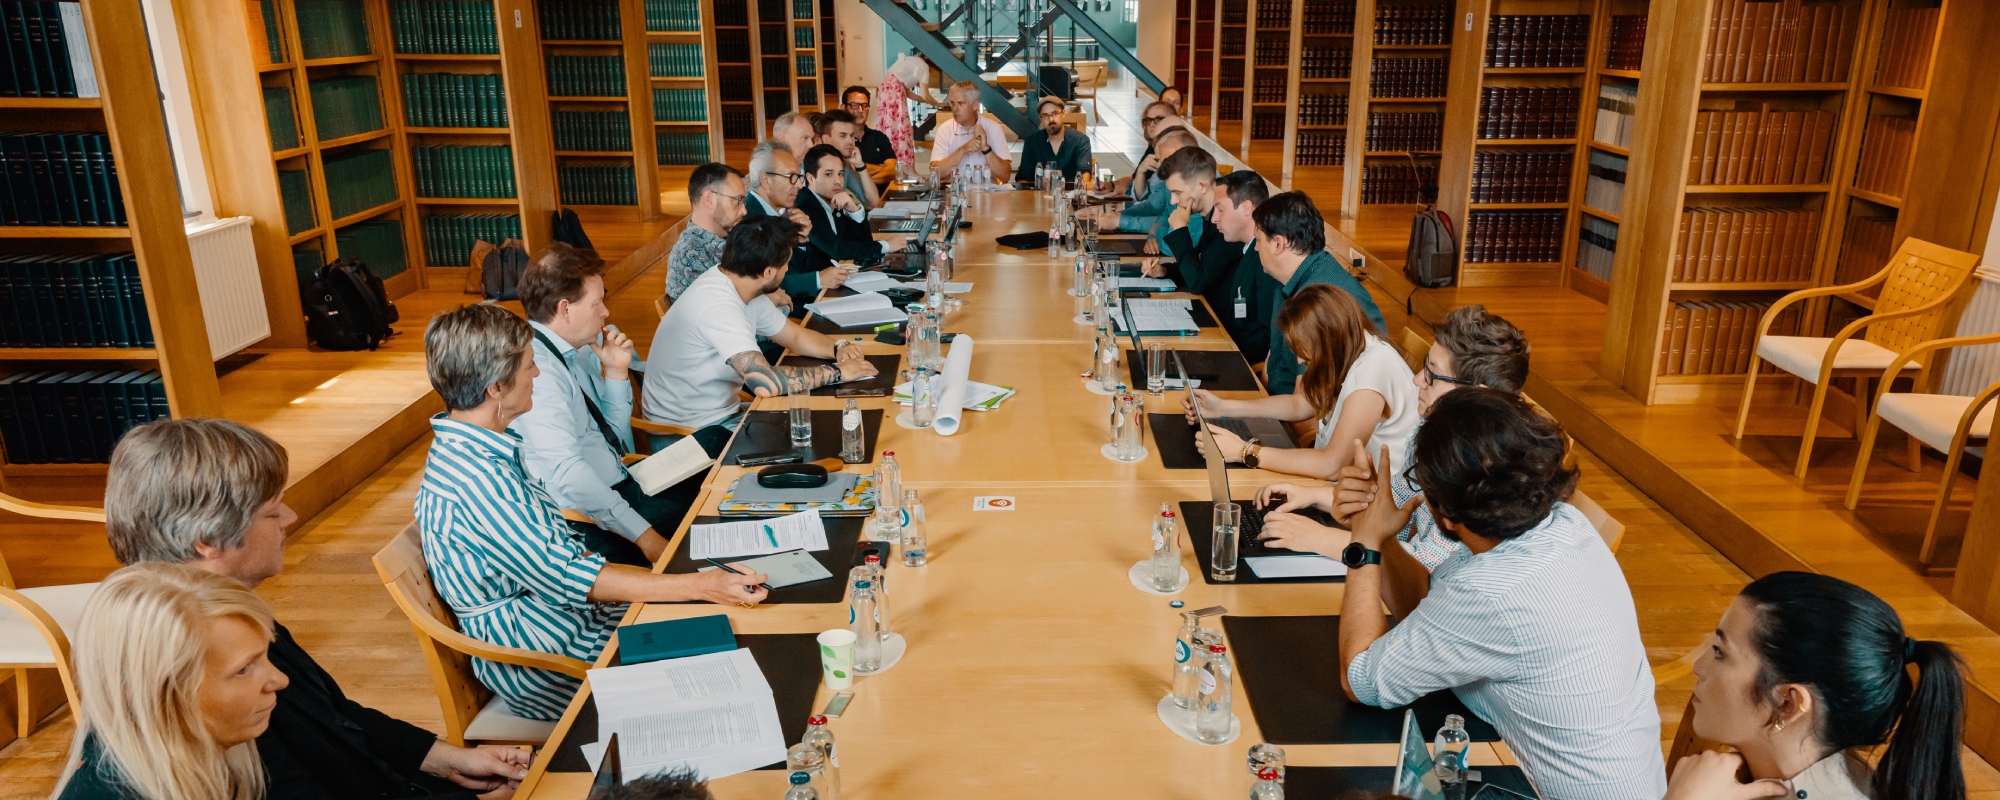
[592,733,621,791]
[1177,351,1231,507]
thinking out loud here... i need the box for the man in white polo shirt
[641,215,876,443]
[928,80,1011,183]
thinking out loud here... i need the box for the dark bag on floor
[481,241,530,301]
[552,208,595,250]
[1405,206,1457,288]
[302,258,397,351]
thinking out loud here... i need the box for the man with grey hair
[928,80,1011,181]
[743,140,845,312]
[416,303,768,721]
[769,111,817,165]
[105,418,534,799]
[1112,127,1204,250]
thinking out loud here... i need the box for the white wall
[1136,0,1174,95]
[839,0,886,101]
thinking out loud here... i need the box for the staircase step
[920,21,939,31]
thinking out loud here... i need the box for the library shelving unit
[0,0,222,478]
[818,0,838,109]
[1566,0,1647,302]
[1600,0,2000,405]
[1341,0,1455,215]
[386,0,560,275]
[714,0,759,143]
[536,0,662,220]
[1252,0,1356,187]
[789,0,823,114]
[1208,0,1247,142]
[647,0,726,166]
[1173,0,1218,125]
[1242,0,1294,171]
[756,0,793,121]
[1435,0,1600,288]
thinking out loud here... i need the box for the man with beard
[1014,95,1092,183]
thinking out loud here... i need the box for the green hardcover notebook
[617,614,736,665]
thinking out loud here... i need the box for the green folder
[617,613,736,665]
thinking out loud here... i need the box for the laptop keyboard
[1238,504,1338,555]
[1214,418,1255,441]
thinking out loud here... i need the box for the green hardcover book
[617,614,736,665]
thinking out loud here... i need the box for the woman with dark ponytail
[1664,571,1965,800]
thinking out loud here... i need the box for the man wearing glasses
[1014,95,1092,184]
[929,81,1013,182]
[842,86,899,192]
[665,163,748,301]
[742,142,846,312]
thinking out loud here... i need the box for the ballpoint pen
[705,558,776,594]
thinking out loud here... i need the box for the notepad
[697,550,833,589]
[1244,555,1348,579]
[617,614,738,665]
[628,435,715,496]
[688,510,831,560]
[805,292,907,327]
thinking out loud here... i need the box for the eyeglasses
[711,191,745,206]
[844,101,870,111]
[1422,363,1476,386]
[768,172,805,185]
[1142,115,1166,125]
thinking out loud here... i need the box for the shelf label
[1465,12,1474,30]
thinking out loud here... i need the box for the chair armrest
[631,417,697,438]
[621,453,647,466]
[0,493,105,523]
[398,601,593,680]
[1652,645,1705,686]
[1870,332,2000,409]
[1957,379,2000,442]
[1814,300,1965,385]
[559,508,595,525]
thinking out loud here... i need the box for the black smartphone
[1472,783,1538,800]
[737,450,801,467]
[835,386,889,397]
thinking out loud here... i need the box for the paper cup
[818,629,857,690]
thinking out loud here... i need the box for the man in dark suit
[743,140,846,312]
[101,418,529,800]
[1158,157,1279,365]
[793,144,905,273]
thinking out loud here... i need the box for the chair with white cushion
[372,522,588,746]
[1733,238,1982,478]
[1843,330,2000,568]
[0,492,100,740]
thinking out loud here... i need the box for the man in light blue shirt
[1337,388,1664,800]
[1114,127,1202,246]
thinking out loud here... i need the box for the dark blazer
[744,193,823,310]
[1163,224,1276,365]
[794,188,884,263]
[57,735,143,800]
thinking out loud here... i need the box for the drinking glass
[1146,343,1168,395]
[910,369,936,428]
[788,379,812,447]
[1212,502,1241,582]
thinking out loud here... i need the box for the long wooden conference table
[512,188,1527,798]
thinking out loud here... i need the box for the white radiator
[185,215,270,359]
[1940,265,2000,397]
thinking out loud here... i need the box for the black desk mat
[1149,414,1296,471]
[722,410,883,466]
[775,353,902,397]
[544,633,822,773]
[1179,501,1343,585]
[1221,615,1499,745]
[660,515,865,604]
[1124,348,1259,391]
[805,312,911,335]
[1284,766,1540,799]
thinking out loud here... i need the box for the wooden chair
[372,522,590,746]
[1399,326,1431,374]
[1071,60,1110,122]
[653,295,668,318]
[0,492,100,740]
[1732,238,1982,478]
[1843,331,2000,567]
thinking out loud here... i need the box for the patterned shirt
[1392,420,1462,570]
[664,224,728,301]
[1347,503,1665,800]
[415,415,624,721]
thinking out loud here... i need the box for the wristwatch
[1341,542,1382,569]
[832,337,851,353]
[982,146,994,154]
[1241,438,1263,469]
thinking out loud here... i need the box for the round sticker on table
[987,498,1012,508]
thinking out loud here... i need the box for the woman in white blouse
[1189,283,1419,481]
[1663,571,1965,800]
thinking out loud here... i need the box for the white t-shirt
[929,115,1011,177]
[1315,334,1421,474]
[642,268,788,429]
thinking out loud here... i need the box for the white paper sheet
[1112,302,1198,334]
[1243,555,1348,578]
[805,292,907,327]
[840,272,912,293]
[688,510,830,560]
[932,334,976,436]
[585,649,787,781]
[881,200,930,215]
[1109,276,1178,291]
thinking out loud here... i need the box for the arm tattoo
[727,351,842,395]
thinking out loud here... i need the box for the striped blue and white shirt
[415,415,625,721]
[1347,502,1665,800]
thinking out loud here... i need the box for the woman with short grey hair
[424,301,535,414]
[105,419,288,568]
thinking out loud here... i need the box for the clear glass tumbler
[1147,343,1168,395]
[1212,502,1241,582]
[788,379,812,448]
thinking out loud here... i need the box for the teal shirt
[1264,250,1388,395]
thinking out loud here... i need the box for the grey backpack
[1405,206,1457,289]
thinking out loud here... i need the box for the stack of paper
[1112,298,1199,334]
[688,509,831,559]
[843,272,974,295]
[582,649,787,780]
[805,292,907,327]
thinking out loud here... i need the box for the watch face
[1341,542,1371,568]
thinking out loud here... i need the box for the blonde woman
[61,562,289,800]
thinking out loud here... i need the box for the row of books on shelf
[759,27,789,56]
[657,132,710,165]
[1253,39,1290,67]
[296,0,374,60]
[715,30,752,63]
[1834,215,1894,285]
[1469,150,1571,204]
[1658,300,1793,377]
[412,145,516,198]
[308,76,386,141]
[1369,57,1446,98]
[1483,15,1589,70]
[558,164,638,205]
[540,0,622,41]
[1592,84,1638,149]
[1253,3,1289,30]
[548,55,626,97]
[655,89,707,122]
[1360,163,1435,204]
[1,131,127,227]
[265,88,302,151]
[1673,206,1822,282]
[421,213,520,267]
[389,0,498,55]
[650,43,702,77]
[1217,94,1243,123]
[1299,45,1352,79]
[1300,94,1348,127]
[0,2,96,99]
[794,25,814,49]
[1252,73,1287,104]
[1373,4,1449,46]
[1464,210,1564,263]
[554,110,632,152]
[1366,111,1440,152]
[796,55,816,78]
[1248,109,1284,140]
[1222,28,1244,58]
[791,0,814,21]
[1687,107,1835,186]
[258,0,286,62]
[1604,16,1647,72]
[1476,87,1579,140]
[336,220,408,279]
[644,0,702,32]
[0,253,151,349]
[322,148,399,218]
[1576,214,1618,283]
[1584,151,1628,215]
[1874,3,1939,90]
[1853,114,1916,199]
[1701,0,1859,85]
[0,369,169,465]
[401,72,508,128]
[1295,131,1346,166]
[1300,0,1354,35]
[278,169,314,233]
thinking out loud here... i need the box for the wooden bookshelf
[714,0,758,142]
[818,0,838,109]
[534,0,662,219]
[753,0,791,126]
[0,0,224,475]
[645,0,725,166]
[790,0,824,114]
[1342,0,1455,214]
[1174,0,1219,125]
[1570,1,1645,300]
[1209,0,1247,141]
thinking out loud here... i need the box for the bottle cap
[790,771,812,785]
[807,714,828,726]
[1257,767,1278,781]
[1209,643,1227,653]
[1169,599,1185,608]
[1163,511,1176,518]
[865,554,881,564]
[882,450,895,456]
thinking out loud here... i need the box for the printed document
[584,648,787,781]
[804,292,907,327]
[689,510,831,560]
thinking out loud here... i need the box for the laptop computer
[1091,237,1153,256]
[1178,352,1332,557]
[592,733,621,791]
[870,202,934,234]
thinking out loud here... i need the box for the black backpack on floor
[481,241,530,301]
[302,258,397,351]
[552,208,595,250]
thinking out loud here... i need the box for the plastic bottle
[1249,767,1283,799]
[840,399,865,464]
[1195,642,1234,744]
[803,716,840,800]
[850,579,882,671]
[900,489,927,566]
[854,556,890,638]
[869,452,902,541]
[1149,506,1181,591]
[1434,714,1471,800]
[784,770,818,800]
[1247,743,1286,784]
[784,745,827,798]
[1047,221,1061,259]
